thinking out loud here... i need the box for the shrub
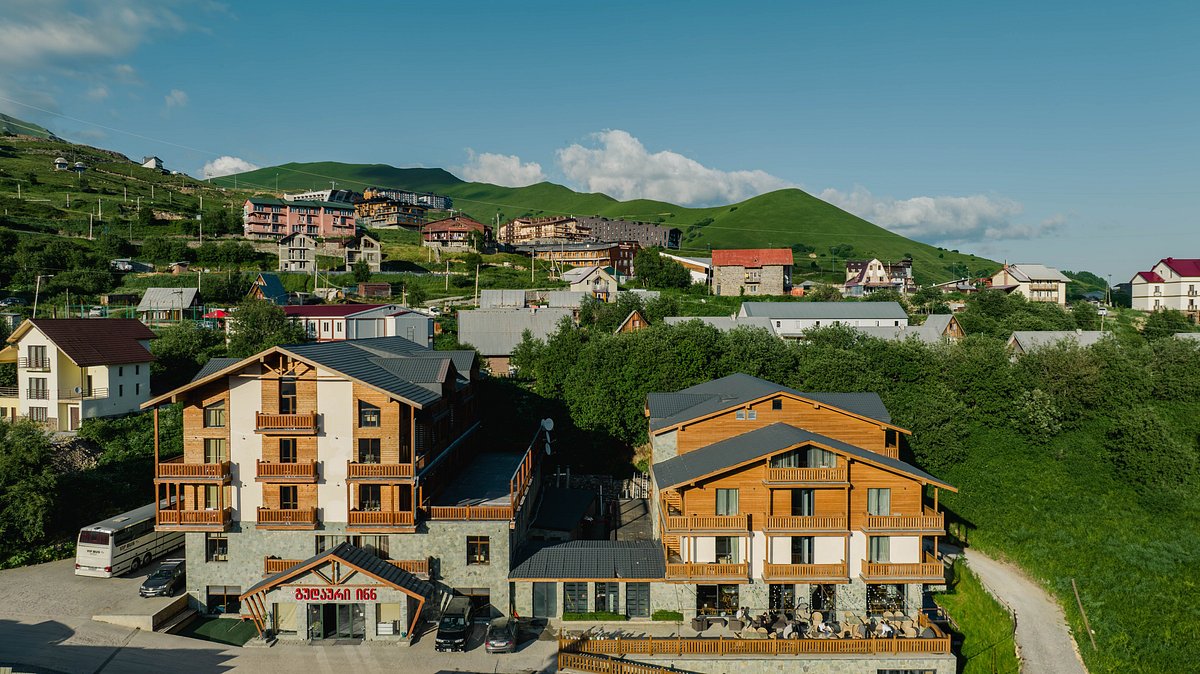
[651,610,684,621]
[562,611,627,621]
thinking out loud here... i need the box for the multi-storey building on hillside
[524,242,639,277]
[575,216,681,249]
[843,258,915,296]
[1130,257,1200,316]
[144,337,543,643]
[421,215,492,251]
[243,198,356,240]
[712,249,793,296]
[277,233,317,273]
[989,263,1069,306]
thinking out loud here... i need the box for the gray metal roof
[137,287,199,311]
[663,315,776,332]
[369,357,451,394]
[480,289,527,309]
[739,301,908,320]
[283,338,460,407]
[191,357,240,382]
[1008,331,1108,353]
[853,315,959,344]
[1002,264,1070,283]
[652,422,954,491]
[545,291,586,308]
[457,308,572,356]
[647,372,892,431]
[509,540,665,580]
[81,501,159,532]
[243,542,434,598]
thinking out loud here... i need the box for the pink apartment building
[243,197,356,240]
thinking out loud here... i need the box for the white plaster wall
[891,536,921,563]
[694,536,716,564]
[848,531,867,578]
[750,531,765,577]
[229,365,262,521]
[769,537,791,564]
[815,536,845,564]
[316,369,352,523]
[16,328,56,417]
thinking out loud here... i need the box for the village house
[560,266,620,303]
[345,234,382,273]
[852,314,965,343]
[141,156,165,172]
[1006,330,1108,357]
[137,288,201,324]
[1130,257,1200,316]
[524,242,639,278]
[142,336,550,644]
[283,304,433,347]
[712,249,793,296]
[421,215,492,251]
[989,263,1069,306]
[737,302,909,339]
[659,251,713,286]
[457,307,573,373]
[247,273,289,306]
[615,309,650,334]
[843,259,915,296]
[278,233,317,273]
[243,197,356,240]
[0,319,155,431]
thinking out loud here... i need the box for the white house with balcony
[1131,258,1200,316]
[989,263,1069,306]
[0,319,156,431]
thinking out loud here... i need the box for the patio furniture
[690,617,704,632]
[728,619,744,631]
[811,611,823,624]
[903,625,918,638]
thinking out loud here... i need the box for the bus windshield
[79,531,110,546]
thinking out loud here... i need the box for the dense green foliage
[227,299,307,357]
[934,561,1019,674]
[0,421,57,548]
[151,322,229,391]
[562,611,629,621]
[651,610,685,622]
[632,247,691,289]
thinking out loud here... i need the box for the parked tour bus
[75,501,184,578]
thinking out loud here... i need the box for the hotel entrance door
[307,603,366,640]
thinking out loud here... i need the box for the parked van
[435,597,473,652]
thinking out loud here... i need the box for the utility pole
[89,213,93,239]
[33,274,53,318]
[124,186,128,203]
[444,259,449,291]
[98,199,102,220]
[16,183,20,199]
[66,193,70,208]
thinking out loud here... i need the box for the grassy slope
[0,113,56,139]
[934,561,1020,674]
[215,162,997,284]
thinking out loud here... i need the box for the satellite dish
[73,386,82,394]
[544,442,552,456]
[541,418,555,432]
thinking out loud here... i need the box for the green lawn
[176,616,258,646]
[935,560,1020,674]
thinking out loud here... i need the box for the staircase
[558,651,697,674]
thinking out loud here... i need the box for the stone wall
[631,654,956,674]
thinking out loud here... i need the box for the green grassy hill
[0,113,57,139]
[215,161,996,284]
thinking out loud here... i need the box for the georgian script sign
[293,587,377,602]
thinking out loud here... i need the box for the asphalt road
[964,549,1089,674]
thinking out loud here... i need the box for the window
[772,398,782,410]
[811,584,838,613]
[463,535,490,566]
[204,438,227,463]
[206,533,228,562]
[29,405,47,421]
[279,377,297,414]
[27,377,47,399]
[27,345,46,368]
[118,367,123,376]
[715,489,739,516]
[280,485,298,510]
[358,438,381,463]
[203,484,222,509]
[867,584,905,615]
[867,488,891,516]
[747,409,757,420]
[715,537,739,564]
[594,582,619,614]
[625,582,650,618]
[118,384,124,397]
[563,582,588,613]
[358,401,381,428]
[279,438,297,463]
[203,401,226,428]
[885,429,898,449]
[769,583,795,611]
[735,410,745,420]
[869,536,890,563]
[358,484,381,511]
[792,489,814,516]
[807,447,837,468]
[206,585,241,615]
[792,536,814,564]
[135,383,141,395]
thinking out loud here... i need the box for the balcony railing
[861,552,945,582]
[255,412,318,434]
[764,515,847,532]
[256,507,318,528]
[664,562,749,580]
[0,386,17,398]
[155,456,230,481]
[764,467,847,484]
[346,461,414,479]
[256,460,318,482]
[427,505,513,521]
[26,388,49,400]
[264,557,299,575]
[59,387,108,400]
[18,357,50,371]
[387,558,430,576]
[157,508,230,529]
[664,514,749,533]
[863,507,944,532]
[762,562,848,581]
[348,510,415,528]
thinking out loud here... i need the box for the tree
[1071,301,1100,330]
[1142,309,1191,341]
[227,299,307,358]
[406,282,427,307]
[1106,406,1198,495]
[352,259,372,284]
[0,421,57,545]
[151,323,228,391]
[632,247,690,289]
[804,285,842,302]
[911,286,943,314]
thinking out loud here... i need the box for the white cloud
[556,129,793,206]
[202,155,259,179]
[85,85,108,101]
[460,150,546,187]
[818,186,1063,242]
[163,88,188,108]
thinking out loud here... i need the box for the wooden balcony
[155,456,230,482]
[663,514,748,533]
[387,558,430,577]
[157,507,230,531]
[264,557,300,575]
[427,505,513,521]
[862,507,944,533]
[762,562,849,582]
[256,507,318,529]
[764,514,847,533]
[861,552,945,583]
[348,510,416,530]
[764,467,848,485]
[255,460,318,482]
[255,412,318,434]
[346,461,414,479]
[664,562,749,581]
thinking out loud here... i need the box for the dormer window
[885,429,898,449]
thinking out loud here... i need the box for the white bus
[75,501,184,578]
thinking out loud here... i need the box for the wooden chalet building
[646,373,954,619]
[143,337,545,643]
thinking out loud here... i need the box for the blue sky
[1,1,1197,280]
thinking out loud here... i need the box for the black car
[435,597,473,651]
[139,560,185,598]
[0,297,25,307]
[485,617,517,653]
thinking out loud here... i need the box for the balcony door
[715,489,739,516]
[279,377,297,414]
[791,489,814,516]
[791,536,814,564]
[358,484,381,512]
[715,537,739,565]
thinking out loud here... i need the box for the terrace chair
[903,625,918,638]
[727,618,744,632]
[811,611,823,624]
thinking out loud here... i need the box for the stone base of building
[630,653,956,674]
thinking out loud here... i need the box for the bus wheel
[143,554,153,569]
[130,556,141,572]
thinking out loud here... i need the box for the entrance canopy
[240,542,434,638]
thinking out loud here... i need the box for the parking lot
[0,558,558,673]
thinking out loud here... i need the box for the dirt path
[963,549,1089,674]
